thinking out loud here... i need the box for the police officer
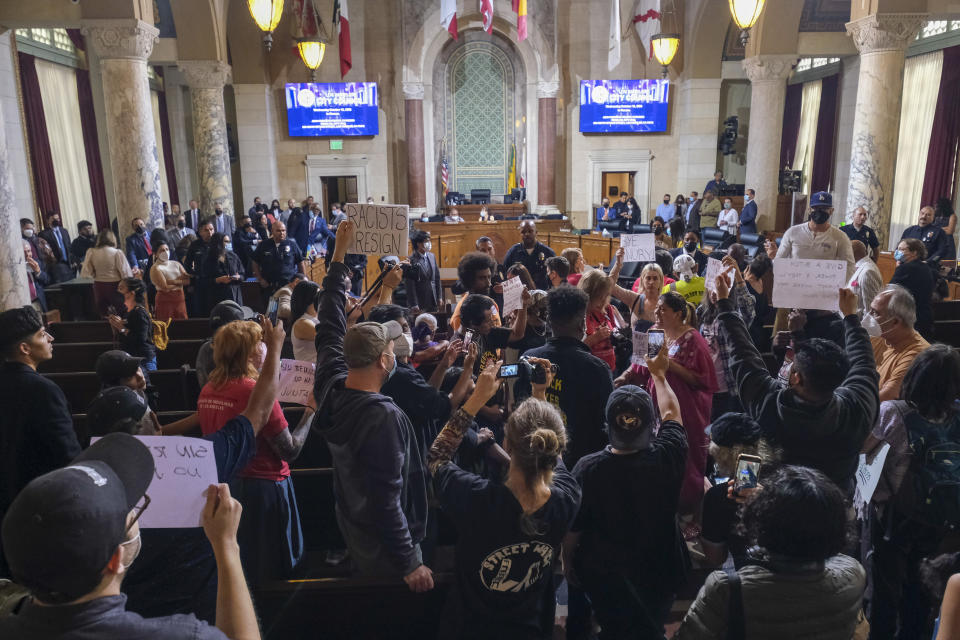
[251,221,307,294]
[502,220,556,290]
[840,206,880,260]
[185,219,215,316]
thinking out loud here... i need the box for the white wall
[0,33,37,221]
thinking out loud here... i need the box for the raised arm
[240,317,287,433]
[313,221,355,394]
[646,346,681,424]
[837,287,880,426]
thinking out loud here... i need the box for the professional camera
[513,356,559,403]
[719,116,739,156]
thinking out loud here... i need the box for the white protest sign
[704,257,735,293]
[772,258,848,312]
[278,359,316,406]
[853,443,891,519]
[630,331,648,367]
[501,276,525,316]
[620,233,656,263]
[91,435,218,528]
[345,203,410,256]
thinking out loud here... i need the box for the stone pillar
[675,79,722,195]
[403,82,427,218]
[845,13,925,248]
[742,55,796,232]
[537,81,559,215]
[234,83,279,209]
[179,61,234,218]
[0,98,30,311]
[81,19,164,241]
[162,68,197,206]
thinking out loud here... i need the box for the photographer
[578,270,626,371]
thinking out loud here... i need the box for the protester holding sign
[345,203,410,256]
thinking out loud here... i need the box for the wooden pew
[51,368,202,414]
[49,318,212,343]
[38,340,207,373]
[934,301,960,322]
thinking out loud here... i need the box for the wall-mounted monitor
[579,79,669,133]
[285,82,379,137]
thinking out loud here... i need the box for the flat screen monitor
[471,189,491,205]
[285,82,379,137]
[579,79,669,133]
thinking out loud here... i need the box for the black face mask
[653,226,663,235]
[684,241,697,252]
[810,209,831,225]
[137,226,146,234]
[177,220,185,229]
[50,219,60,227]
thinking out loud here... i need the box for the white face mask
[862,312,892,338]
[23,229,34,238]
[424,241,432,252]
[118,531,142,573]
[394,332,414,358]
[156,250,169,263]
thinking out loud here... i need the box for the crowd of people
[2,184,960,640]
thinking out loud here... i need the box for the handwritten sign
[345,203,409,256]
[772,258,848,312]
[92,435,218,528]
[704,257,734,293]
[853,443,891,519]
[501,276,525,316]
[278,359,315,406]
[620,233,656,263]
[630,331,649,367]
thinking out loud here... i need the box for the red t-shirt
[198,377,289,481]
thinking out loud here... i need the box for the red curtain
[779,83,803,170]
[811,74,839,193]
[156,90,180,207]
[18,52,60,218]
[75,68,110,230]
[921,45,960,206]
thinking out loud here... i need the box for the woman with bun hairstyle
[428,357,581,639]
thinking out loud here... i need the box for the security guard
[252,221,307,294]
[840,206,880,259]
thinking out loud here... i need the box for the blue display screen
[285,82,379,137]
[579,79,669,133]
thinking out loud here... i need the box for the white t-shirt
[718,208,739,233]
[776,222,857,280]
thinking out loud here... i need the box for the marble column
[675,79,722,195]
[179,61,234,219]
[537,81,559,215]
[403,82,427,218]
[742,55,796,232]
[0,98,30,311]
[81,20,164,242]
[845,13,925,248]
[234,83,279,209]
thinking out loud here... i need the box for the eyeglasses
[126,494,151,532]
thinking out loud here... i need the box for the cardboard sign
[704,257,735,293]
[630,331,648,367]
[620,233,656,263]
[91,435,219,529]
[345,203,410,256]
[854,443,891,519]
[501,276,525,316]
[772,258,848,312]
[278,359,316,406]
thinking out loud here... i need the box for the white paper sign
[345,203,410,256]
[278,359,316,406]
[501,276,525,316]
[772,258,848,312]
[853,443,891,519]
[91,435,219,529]
[620,233,656,263]
[703,257,735,293]
[630,331,648,367]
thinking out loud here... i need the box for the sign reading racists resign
[345,203,410,256]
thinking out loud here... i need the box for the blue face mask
[386,353,397,380]
[224,242,233,252]
[894,249,905,262]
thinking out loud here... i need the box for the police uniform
[253,238,304,289]
[502,241,556,290]
[901,224,950,262]
[840,223,879,254]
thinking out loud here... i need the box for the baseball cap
[2,433,154,603]
[95,350,143,382]
[209,300,256,332]
[86,386,150,438]
[811,191,832,208]
[343,320,403,368]
[604,385,655,448]
[0,306,43,352]
[706,412,762,448]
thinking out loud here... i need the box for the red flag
[441,0,458,40]
[514,0,527,41]
[334,0,352,78]
[480,0,494,34]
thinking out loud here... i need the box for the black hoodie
[313,261,428,576]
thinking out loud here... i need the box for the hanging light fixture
[247,0,284,51]
[295,0,331,80]
[729,0,766,46]
[651,34,680,78]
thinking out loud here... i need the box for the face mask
[862,312,884,337]
[394,332,414,358]
[137,226,146,234]
[744,195,751,202]
[215,209,223,216]
[688,197,694,203]
[894,249,905,262]
[723,203,731,209]
[250,342,267,370]
[666,228,672,237]
[684,241,697,252]
[177,220,185,229]
[157,250,169,263]
[224,242,233,252]
[424,241,432,252]
[22,229,34,238]
[385,353,397,380]
[663,199,670,204]
[118,531,142,573]
[810,209,830,224]
[653,226,663,235]
[50,219,60,227]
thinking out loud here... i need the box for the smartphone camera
[734,454,762,495]
[647,330,665,358]
[267,299,279,325]
[498,364,519,379]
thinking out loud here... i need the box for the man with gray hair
[313,219,433,593]
[865,284,930,401]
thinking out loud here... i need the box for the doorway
[320,176,359,218]
[601,171,635,204]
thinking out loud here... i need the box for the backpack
[897,410,960,528]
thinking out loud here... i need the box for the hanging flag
[632,0,661,60]
[441,0,458,40]
[333,0,352,78]
[608,0,621,72]
[507,144,517,192]
[291,0,319,55]
[440,142,450,199]
[513,0,528,41]
[480,0,494,34]
[518,139,526,189]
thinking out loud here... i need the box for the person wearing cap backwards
[313,219,433,592]
[0,433,261,639]
[0,306,81,575]
[776,191,856,280]
[562,347,688,640]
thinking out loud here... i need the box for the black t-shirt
[700,480,749,568]
[382,362,452,456]
[890,260,935,336]
[122,306,156,361]
[473,327,513,376]
[434,462,580,639]
[570,420,689,589]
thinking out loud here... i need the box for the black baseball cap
[2,433,154,602]
[0,306,43,352]
[604,385,655,449]
[86,386,150,438]
[706,412,762,448]
[209,300,256,332]
[95,350,143,382]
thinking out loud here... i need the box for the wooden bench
[38,340,207,373]
[49,318,212,343]
[934,320,960,347]
[934,300,960,322]
[51,368,202,414]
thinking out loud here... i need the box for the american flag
[440,142,449,198]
